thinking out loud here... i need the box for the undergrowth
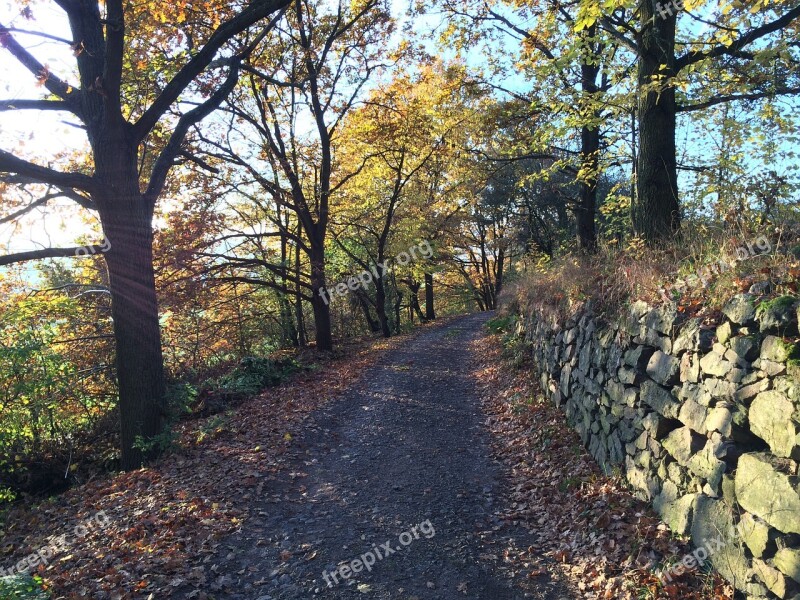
[0,575,49,600]
[504,221,800,323]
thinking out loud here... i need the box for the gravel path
[210,313,574,600]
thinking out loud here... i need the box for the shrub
[0,575,49,600]
[214,356,302,396]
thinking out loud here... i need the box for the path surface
[210,314,574,600]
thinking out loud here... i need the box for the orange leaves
[0,333,408,598]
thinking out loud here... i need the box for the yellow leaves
[574,0,602,32]
[575,0,632,30]
[715,29,737,45]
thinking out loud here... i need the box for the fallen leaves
[0,332,416,599]
[474,334,733,600]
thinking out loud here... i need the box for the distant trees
[193,0,395,350]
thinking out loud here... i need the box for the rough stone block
[721,473,736,507]
[618,365,638,384]
[667,461,688,487]
[726,367,747,383]
[757,295,800,335]
[641,379,681,419]
[679,399,708,433]
[762,335,799,363]
[759,358,787,377]
[680,352,701,383]
[774,548,800,583]
[691,496,750,589]
[560,364,572,397]
[723,293,757,325]
[605,379,625,404]
[717,321,733,344]
[663,426,705,466]
[635,327,672,353]
[751,558,789,598]
[687,441,726,490]
[622,301,649,335]
[750,391,798,459]
[677,381,712,406]
[705,406,734,437]
[673,318,702,355]
[700,351,734,377]
[647,350,680,386]
[624,345,653,371]
[735,378,771,403]
[654,480,697,535]
[739,513,775,559]
[736,453,800,534]
[626,455,659,500]
[643,411,673,440]
[646,305,681,335]
[730,335,759,361]
[704,377,738,399]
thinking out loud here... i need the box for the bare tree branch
[0,23,80,110]
[676,6,800,71]
[0,150,96,193]
[132,1,290,141]
[0,246,105,266]
[0,99,72,111]
[678,86,800,112]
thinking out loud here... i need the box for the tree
[598,0,800,239]
[197,0,395,349]
[331,62,466,336]
[0,0,290,469]
[435,0,627,252]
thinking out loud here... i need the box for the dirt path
[206,313,574,600]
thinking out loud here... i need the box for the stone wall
[520,293,800,599]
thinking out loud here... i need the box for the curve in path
[211,313,574,600]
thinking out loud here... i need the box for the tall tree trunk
[406,280,426,323]
[375,271,391,338]
[577,32,600,252]
[356,291,381,333]
[310,243,333,350]
[424,273,436,320]
[577,124,599,252]
[634,2,680,240]
[100,196,166,471]
[294,230,307,347]
[278,218,298,347]
[492,247,505,310]
[393,287,403,334]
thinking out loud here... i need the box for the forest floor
[1,313,729,599]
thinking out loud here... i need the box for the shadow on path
[211,313,574,600]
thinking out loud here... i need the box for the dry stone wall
[521,293,800,599]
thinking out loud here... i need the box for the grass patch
[503,223,800,323]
